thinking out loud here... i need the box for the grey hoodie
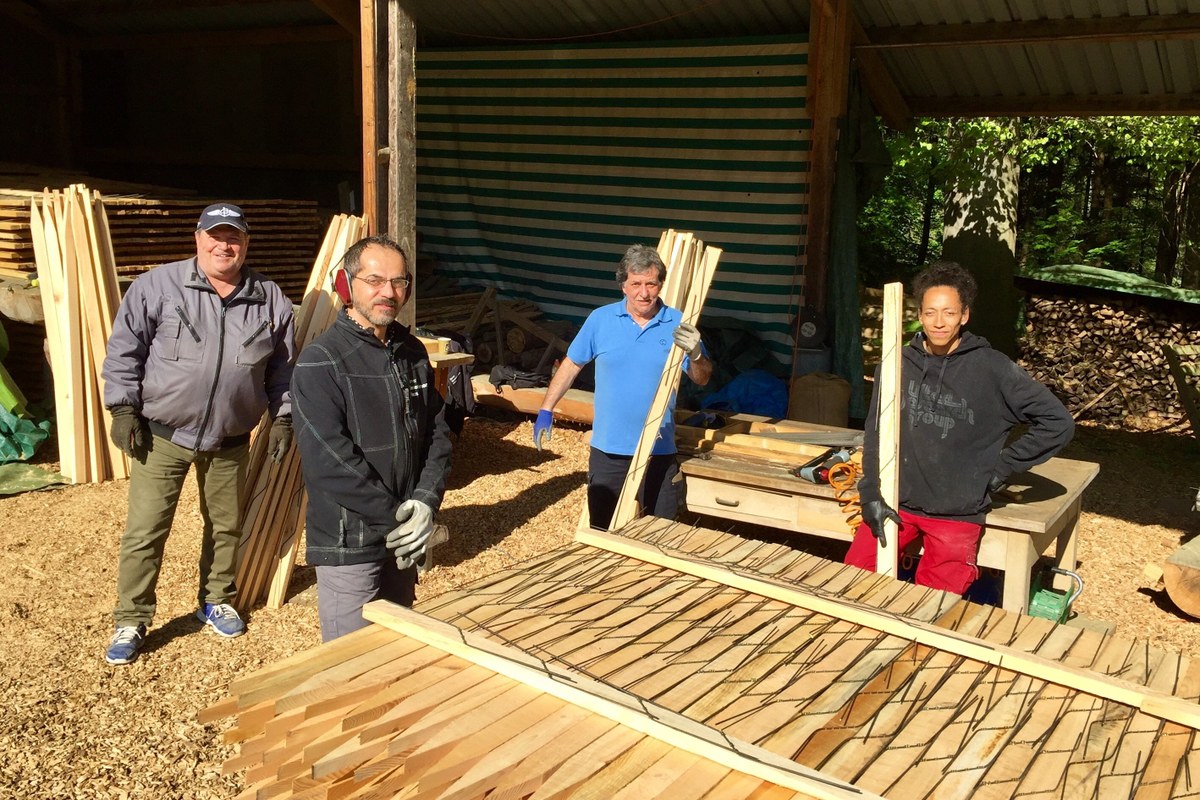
[102,258,296,451]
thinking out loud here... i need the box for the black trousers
[586,447,681,530]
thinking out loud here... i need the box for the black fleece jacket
[859,331,1073,522]
[292,310,453,566]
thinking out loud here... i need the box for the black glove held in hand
[268,416,293,464]
[109,405,148,459]
[861,499,901,547]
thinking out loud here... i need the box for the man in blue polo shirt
[534,243,712,529]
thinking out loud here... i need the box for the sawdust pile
[0,415,1196,798]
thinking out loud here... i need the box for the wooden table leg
[1002,533,1037,614]
[1051,497,1082,592]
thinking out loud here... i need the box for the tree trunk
[942,122,1021,357]
[1155,169,1184,285]
[1184,166,1200,289]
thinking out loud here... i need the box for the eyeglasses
[353,274,411,290]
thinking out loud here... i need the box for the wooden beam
[387,0,417,328]
[875,282,903,577]
[80,145,357,173]
[360,0,380,235]
[861,12,1200,50]
[578,523,1200,731]
[849,19,911,130]
[802,0,853,314]
[362,601,881,800]
[310,0,359,35]
[75,24,350,51]
[0,0,67,42]
[908,92,1200,117]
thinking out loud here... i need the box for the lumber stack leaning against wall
[234,214,368,612]
[28,185,129,484]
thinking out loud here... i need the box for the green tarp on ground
[0,463,67,495]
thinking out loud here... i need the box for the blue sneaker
[105,624,147,665]
[196,603,246,638]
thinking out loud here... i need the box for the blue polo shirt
[567,299,694,456]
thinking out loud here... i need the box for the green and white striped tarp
[415,36,810,362]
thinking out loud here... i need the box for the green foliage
[861,116,1200,289]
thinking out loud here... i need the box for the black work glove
[987,473,1008,496]
[268,415,293,464]
[862,499,901,547]
[109,405,148,459]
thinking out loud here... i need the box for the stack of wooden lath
[1,190,322,303]
[208,516,1200,799]
[28,185,129,484]
[233,213,368,613]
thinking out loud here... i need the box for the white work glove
[673,322,702,359]
[385,500,434,570]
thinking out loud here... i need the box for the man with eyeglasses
[844,260,1073,594]
[290,235,453,641]
[101,203,297,665]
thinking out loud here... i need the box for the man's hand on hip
[109,405,148,459]
[673,322,702,359]
[533,409,553,451]
[386,500,434,570]
[862,499,901,547]
[268,416,293,464]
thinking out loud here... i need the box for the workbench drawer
[685,476,853,541]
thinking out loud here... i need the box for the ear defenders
[332,268,352,305]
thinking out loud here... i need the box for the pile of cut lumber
[28,185,129,484]
[2,190,322,303]
[416,287,575,373]
[234,214,368,612]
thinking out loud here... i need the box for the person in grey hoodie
[100,203,297,665]
[845,260,1073,594]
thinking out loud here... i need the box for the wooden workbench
[681,450,1099,614]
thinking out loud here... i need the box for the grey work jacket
[102,258,296,451]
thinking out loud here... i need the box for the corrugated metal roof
[20,0,1200,115]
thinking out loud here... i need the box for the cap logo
[208,207,241,218]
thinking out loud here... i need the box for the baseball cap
[196,203,249,232]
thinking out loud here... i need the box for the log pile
[1019,293,1200,429]
[28,185,129,484]
[2,190,322,303]
[234,214,368,612]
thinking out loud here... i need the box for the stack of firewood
[1019,293,1200,427]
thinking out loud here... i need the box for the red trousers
[844,510,982,595]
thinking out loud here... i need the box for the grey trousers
[316,560,416,642]
[113,434,249,628]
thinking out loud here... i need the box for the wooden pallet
[208,518,1200,799]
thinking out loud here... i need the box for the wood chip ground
[0,415,1196,798]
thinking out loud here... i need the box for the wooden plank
[362,601,881,800]
[578,523,1200,730]
[875,281,903,577]
[609,234,721,531]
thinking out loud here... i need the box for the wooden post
[802,0,853,314]
[387,0,418,329]
[875,281,903,577]
[359,0,378,233]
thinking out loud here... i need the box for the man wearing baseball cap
[99,202,297,665]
